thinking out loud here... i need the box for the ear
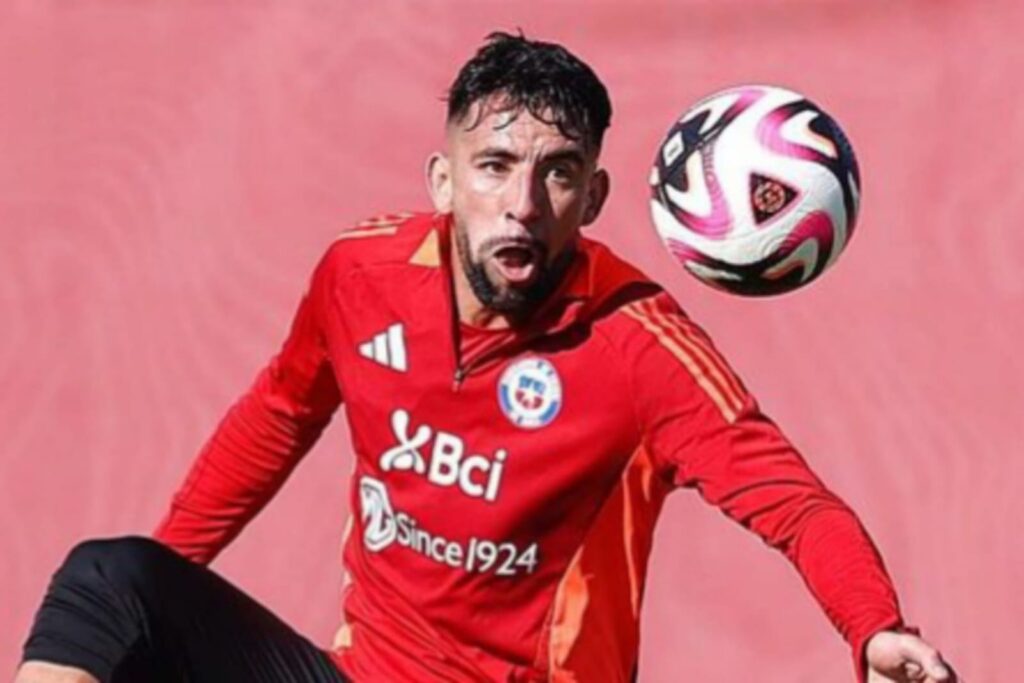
[426,152,452,213]
[581,168,610,227]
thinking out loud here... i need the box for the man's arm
[154,249,342,564]
[622,292,953,682]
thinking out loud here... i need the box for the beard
[456,226,576,318]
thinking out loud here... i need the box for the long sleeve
[623,292,903,681]
[154,251,343,565]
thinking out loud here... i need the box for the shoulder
[317,211,442,276]
[575,239,704,347]
[596,287,751,425]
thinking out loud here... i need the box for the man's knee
[58,536,171,590]
[25,538,177,682]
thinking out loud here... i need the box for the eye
[547,164,576,184]
[479,159,509,175]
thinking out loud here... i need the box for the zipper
[436,217,588,394]
[450,301,582,393]
[450,333,537,393]
[441,255,577,393]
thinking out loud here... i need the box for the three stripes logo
[358,323,408,372]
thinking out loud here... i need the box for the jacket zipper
[452,365,466,390]
[450,333,541,393]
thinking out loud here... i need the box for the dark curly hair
[446,31,612,152]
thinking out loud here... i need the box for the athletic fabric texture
[154,212,903,682]
[22,536,349,683]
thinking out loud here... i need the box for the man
[18,32,955,683]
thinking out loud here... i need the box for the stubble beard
[455,225,576,319]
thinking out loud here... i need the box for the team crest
[498,357,563,429]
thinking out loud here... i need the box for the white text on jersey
[379,409,507,502]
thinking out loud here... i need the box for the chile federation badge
[498,357,563,429]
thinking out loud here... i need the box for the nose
[506,167,545,226]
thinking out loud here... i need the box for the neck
[449,243,514,330]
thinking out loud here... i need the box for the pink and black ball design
[649,85,860,296]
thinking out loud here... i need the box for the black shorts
[22,536,350,683]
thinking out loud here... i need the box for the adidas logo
[358,323,408,372]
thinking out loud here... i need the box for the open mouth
[491,244,540,286]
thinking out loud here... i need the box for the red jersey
[155,212,903,682]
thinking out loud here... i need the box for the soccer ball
[649,85,860,296]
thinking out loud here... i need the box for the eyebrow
[472,147,520,162]
[543,149,587,167]
[471,146,588,166]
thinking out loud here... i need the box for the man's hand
[866,630,957,682]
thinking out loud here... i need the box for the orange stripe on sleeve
[335,225,399,241]
[355,211,415,228]
[622,303,740,423]
[638,298,748,413]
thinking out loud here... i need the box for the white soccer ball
[649,85,860,296]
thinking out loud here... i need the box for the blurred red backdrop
[2,2,1020,680]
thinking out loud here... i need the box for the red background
[2,2,1020,680]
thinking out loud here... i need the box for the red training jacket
[155,212,903,682]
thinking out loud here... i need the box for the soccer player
[17,32,956,683]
